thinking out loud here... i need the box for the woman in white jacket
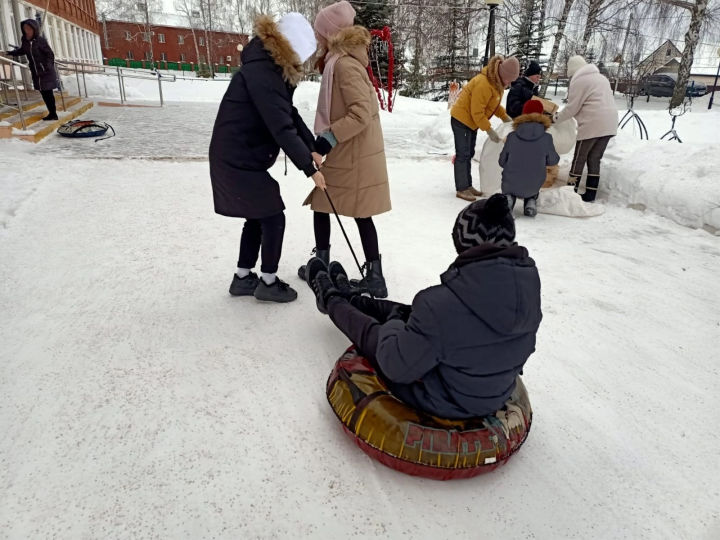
[555,55,618,202]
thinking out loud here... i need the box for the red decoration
[366,26,394,112]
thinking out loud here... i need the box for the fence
[105,58,240,75]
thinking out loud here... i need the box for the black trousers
[569,136,613,181]
[327,295,410,365]
[237,212,285,274]
[313,211,380,262]
[40,90,56,116]
[451,117,478,191]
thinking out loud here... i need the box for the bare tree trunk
[579,0,603,57]
[540,0,574,97]
[143,1,154,62]
[665,0,709,108]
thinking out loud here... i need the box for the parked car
[640,73,708,98]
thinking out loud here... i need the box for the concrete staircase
[0,92,94,143]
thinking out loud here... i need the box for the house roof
[639,39,681,65]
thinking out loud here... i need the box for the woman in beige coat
[298,1,391,298]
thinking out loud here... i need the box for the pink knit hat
[498,56,520,86]
[314,1,357,39]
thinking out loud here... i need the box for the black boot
[568,175,581,193]
[328,261,362,297]
[298,247,330,281]
[351,256,388,299]
[523,196,537,217]
[581,175,599,202]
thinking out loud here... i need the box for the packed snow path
[2,84,720,537]
[2,146,718,538]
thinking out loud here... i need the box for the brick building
[1,0,102,62]
[101,19,248,68]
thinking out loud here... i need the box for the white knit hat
[277,13,317,63]
[567,55,587,78]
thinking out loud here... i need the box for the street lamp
[708,47,720,110]
[483,0,503,67]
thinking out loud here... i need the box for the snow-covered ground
[1,77,719,539]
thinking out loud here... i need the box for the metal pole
[117,66,124,104]
[81,64,87,98]
[483,5,497,67]
[157,71,163,106]
[120,71,126,103]
[708,58,720,110]
[75,63,80,97]
[13,84,26,130]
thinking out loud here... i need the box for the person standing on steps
[450,55,519,202]
[554,55,618,203]
[506,60,542,119]
[6,19,58,121]
[209,13,325,304]
[298,1,391,299]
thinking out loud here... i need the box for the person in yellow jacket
[451,55,520,201]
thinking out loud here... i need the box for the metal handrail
[0,55,31,130]
[55,60,176,106]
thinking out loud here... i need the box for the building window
[127,50,134,59]
[158,33,165,43]
[160,52,167,61]
[142,32,150,42]
[178,35,184,45]
[666,48,672,57]
[145,51,152,61]
[180,53,186,62]
[226,55,232,63]
[198,37,205,46]
[125,31,132,40]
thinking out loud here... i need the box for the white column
[71,26,79,60]
[80,30,88,61]
[61,22,70,60]
[95,34,102,63]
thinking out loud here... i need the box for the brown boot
[456,189,476,202]
[467,186,483,197]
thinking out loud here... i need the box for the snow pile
[537,186,606,217]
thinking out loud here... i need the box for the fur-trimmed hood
[513,112,551,130]
[512,112,551,142]
[481,55,506,95]
[327,26,371,66]
[251,15,304,86]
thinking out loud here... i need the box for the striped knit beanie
[453,194,516,253]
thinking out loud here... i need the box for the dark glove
[314,130,338,157]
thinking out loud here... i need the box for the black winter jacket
[209,16,316,219]
[375,245,542,419]
[8,19,57,92]
[506,77,539,119]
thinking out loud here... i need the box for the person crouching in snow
[450,55,520,202]
[499,99,560,217]
[304,194,542,420]
[209,13,325,303]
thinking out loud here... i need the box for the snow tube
[478,118,577,195]
[326,347,532,480]
[57,120,115,142]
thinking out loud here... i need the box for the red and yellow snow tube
[326,347,532,480]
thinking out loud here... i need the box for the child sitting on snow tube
[305,193,542,420]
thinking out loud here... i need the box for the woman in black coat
[209,13,324,303]
[7,19,58,120]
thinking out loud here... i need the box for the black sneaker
[311,271,338,314]
[42,114,59,121]
[254,277,298,303]
[305,256,329,287]
[298,247,330,281]
[328,261,361,296]
[229,272,259,296]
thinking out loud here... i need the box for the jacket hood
[20,19,40,39]
[513,112,551,140]
[572,63,599,81]
[327,25,371,66]
[246,15,304,86]
[441,245,541,335]
[481,55,505,95]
